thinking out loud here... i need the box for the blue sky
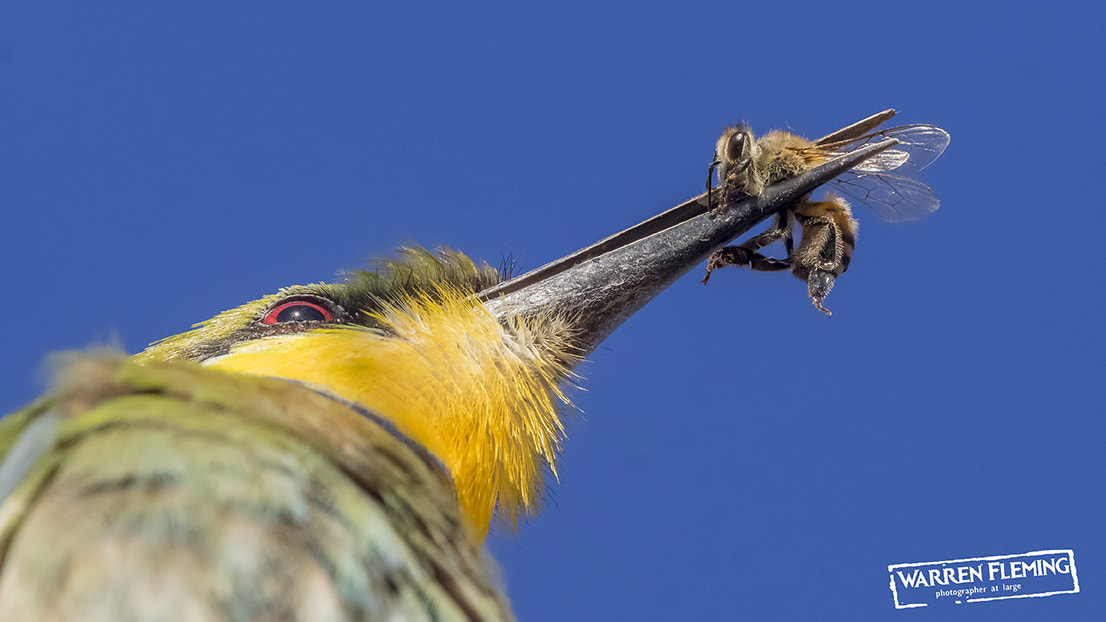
[2,2,1103,620]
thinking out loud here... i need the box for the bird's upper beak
[479,133,900,355]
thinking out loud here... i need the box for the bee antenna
[706,158,720,211]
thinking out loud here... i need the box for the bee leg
[711,159,753,215]
[742,223,792,253]
[701,219,794,284]
[711,186,735,216]
[806,269,835,318]
[702,246,746,284]
[701,241,790,285]
[778,210,794,259]
[814,223,843,273]
[793,208,845,273]
[746,253,792,273]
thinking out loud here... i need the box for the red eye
[262,300,333,325]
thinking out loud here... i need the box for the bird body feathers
[0,351,515,620]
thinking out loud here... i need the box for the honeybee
[702,117,949,317]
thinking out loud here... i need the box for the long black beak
[480,124,900,356]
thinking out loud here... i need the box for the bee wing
[851,148,911,173]
[829,172,940,222]
[877,125,950,174]
[824,124,951,176]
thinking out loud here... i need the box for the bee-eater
[0,136,889,621]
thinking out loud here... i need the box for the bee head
[717,125,754,177]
